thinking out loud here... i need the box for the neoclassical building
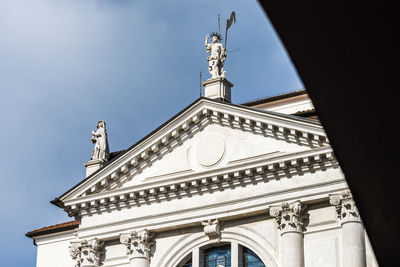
[26,34,378,267]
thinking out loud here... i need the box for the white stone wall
[35,231,76,267]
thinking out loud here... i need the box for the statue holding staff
[205,32,227,79]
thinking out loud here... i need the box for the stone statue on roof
[90,120,109,161]
[205,32,227,79]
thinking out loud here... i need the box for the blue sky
[0,0,303,265]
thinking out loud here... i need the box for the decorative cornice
[202,219,221,243]
[329,191,361,223]
[69,238,104,267]
[63,148,337,217]
[120,229,154,260]
[269,201,306,234]
[64,148,336,217]
[60,100,328,204]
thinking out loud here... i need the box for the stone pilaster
[270,201,305,267]
[330,191,366,267]
[120,229,154,267]
[69,238,104,267]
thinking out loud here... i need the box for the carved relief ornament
[202,219,221,243]
[69,238,104,267]
[269,201,306,234]
[329,191,361,223]
[120,229,155,260]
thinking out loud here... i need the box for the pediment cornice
[62,146,337,217]
[58,98,329,209]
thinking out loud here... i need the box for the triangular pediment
[118,123,310,189]
[58,98,329,208]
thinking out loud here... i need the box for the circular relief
[196,133,225,167]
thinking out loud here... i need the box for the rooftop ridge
[241,89,307,106]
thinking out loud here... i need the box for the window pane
[182,258,192,267]
[243,247,265,267]
[204,244,231,267]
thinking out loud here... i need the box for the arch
[156,226,278,267]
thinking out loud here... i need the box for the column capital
[120,229,155,260]
[269,201,306,234]
[69,238,104,267]
[329,191,361,224]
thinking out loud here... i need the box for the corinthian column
[270,201,305,267]
[330,191,366,267]
[120,229,154,267]
[69,238,104,267]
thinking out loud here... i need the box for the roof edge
[25,220,79,239]
[241,89,307,107]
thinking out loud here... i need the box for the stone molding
[269,201,306,234]
[81,111,326,198]
[60,100,328,203]
[329,191,361,224]
[202,219,221,243]
[65,148,336,217]
[120,229,154,260]
[69,238,104,267]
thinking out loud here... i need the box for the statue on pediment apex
[205,32,227,79]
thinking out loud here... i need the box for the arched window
[177,243,265,267]
[243,246,265,267]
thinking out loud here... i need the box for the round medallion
[196,133,225,167]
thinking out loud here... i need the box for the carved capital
[120,229,154,260]
[269,201,306,234]
[329,191,361,223]
[202,219,221,243]
[69,238,104,267]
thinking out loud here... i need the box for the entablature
[74,180,348,240]
[63,147,337,218]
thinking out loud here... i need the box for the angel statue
[205,32,227,79]
[90,120,109,161]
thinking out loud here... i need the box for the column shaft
[129,257,149,267]
[342,222,366,267]
[281,232,304,267]
[330,192,367,267]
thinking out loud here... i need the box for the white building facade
[26,87,379,267]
